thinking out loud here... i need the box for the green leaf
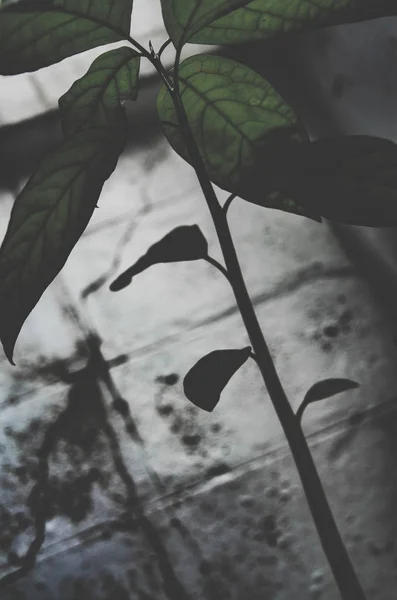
[59,47,140,134]
[0,0,134,74]
[245,136,397,227]
[160,0,253,47]
[183,347,251,412]
[110,224,208,291]
[297,378,359,423]
[0,126,125,363]
[158,54,305,202]
[263,190,322,222]
[191,0,397,45]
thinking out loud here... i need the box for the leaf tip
[1,336,16,366]
[109,273,132,292]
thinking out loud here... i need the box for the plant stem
[223,194,236,215]
[170,92,367,600]
[204,255,230,281]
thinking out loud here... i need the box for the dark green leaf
[158,54,306,217]
[183,346,251,412]
[263,190,322,222]
[160,0,253,47]
[110,224,208,291]
[297,378,359,422]
[242,136,397,227]
[191,0,397,45]
[59,47,140,134]
[0,0,134,74]
[0,126,125,363]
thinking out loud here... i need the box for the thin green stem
[204,255,230,282]
[296,397,310,424]
[126,34,151,58]
[223,193,236,215]
[168,77,367,600]
[173,46,183,94]
[124,36,174,93]
[158,38,172,58]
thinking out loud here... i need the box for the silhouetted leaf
[183,347,251,411]
[59,47,141,134]
[0,126,125,363]
[160,0,252,47]
[158,54,307,217]
[191,0,397,45]
[110,225,208,291]
[263,190,322,222]
[297,378,359,422]
[0,0,134,74]
[241,136,397,227]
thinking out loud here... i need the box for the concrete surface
[1,10,397,600]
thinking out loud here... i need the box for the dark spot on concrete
[164,373,179,386]
[339,310,353,326]
[323,325,339,338]
[14,465,28,484]
[156,403,174,416]
[29,419,43,435]
[239,495,255,508]
[210,423,222,433]
[206,462,231,479]
[113,397,130,417]
[111,492,125,505]
[254,530,267,542]
[200,499,215,513]
[368,541,384,556]
[101,527,114,541]
[259,514,279,548]
[265,486,279,499]
[35,581,46,591]
[321,342,332,352]
[14,465,27,477]
[170,420,182,434]
[88,467,102,483]
[125,421,140,439]
[156,373,179,386]
[181,433,201,448]
[348,411,365,427]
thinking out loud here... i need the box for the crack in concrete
[80,189,153,301]
[195,263,355,331]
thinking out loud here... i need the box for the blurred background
[1,2,397,599]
